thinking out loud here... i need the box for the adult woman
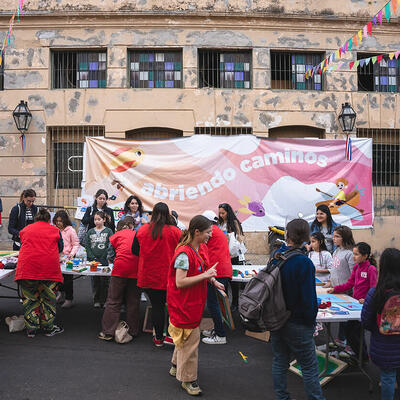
[15,208,64,337]
[309,204,338,253]
[8,189,38,251]
[82,189,115,233]
[132,202,181,347]
[122,195,149,230]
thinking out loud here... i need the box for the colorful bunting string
[0,0,24,67]
[305,0,399,79]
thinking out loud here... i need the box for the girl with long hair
[82,189,115,233]
[308,232,333,283]
[132,202,181,347]
[309,204,338,253]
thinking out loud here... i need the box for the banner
[84,136,373,231]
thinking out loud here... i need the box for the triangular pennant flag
[385,2,391,21]
[393,0,397,14]
[363,25,368,38]
[336,49,340,59]
[348,38,353,51]
[354,60,360,68]
[373,16,377,26]
[358,30,363,43]
[349,61,355,70]
[395,51,400,59]
[365,57,371,65]
[368,21,373,35]
[339,47,343,57]
[389,53,395,60]
[378,10,383,24]
[360,59,365,67]
[353,34,358,47]
[372,56,377,64]
[377,55,383,63]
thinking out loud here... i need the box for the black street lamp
[338,102,356,133]
[13,100,32,133]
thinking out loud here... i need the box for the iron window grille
[52,50,107,89]
[195,127,252,135]
[198,50,251,89]
[357,53,399,92]
[357,128,400,216]
[271,51,324,90]
[129,50,182,88]
[0,58,4,91]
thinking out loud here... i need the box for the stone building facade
[0,0,399,253]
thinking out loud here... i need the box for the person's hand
[359,298,365,304]
[323,281,331,288]
[67,254,73,260]
[305,244,311,252]
[204,263,218,279]
[326,288,334,294]
[212,279,225,291]
[141,217,147,224]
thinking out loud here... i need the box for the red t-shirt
[136,224,181,290]
[207,225,232,278]
[110,229,139,279]
[15,221,63,283]
[167,244,209,329]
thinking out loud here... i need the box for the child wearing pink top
[327,242,377,361]
[53,210,79,308]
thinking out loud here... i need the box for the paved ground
[0,275,383,400]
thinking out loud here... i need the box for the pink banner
[84,136,373,230]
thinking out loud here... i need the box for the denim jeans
[206,277,230,337]
[271,321,325,400]
[381,368,400,400]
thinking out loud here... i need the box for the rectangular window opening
[194,127,252,135]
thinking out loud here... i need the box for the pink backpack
[379,294,400,335]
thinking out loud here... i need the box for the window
[129,50,182,88]
[357,128,400,216]
[195,127,252,135]
[52,51,107,89]
[268,126,324,138]
[126,127,183,139]
[198,50,251,89]
[358,53,399,92]
[271,51,323,90]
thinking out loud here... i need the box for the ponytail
[34,208,50,223]
[176,230,192,249]
[368,254,377,267]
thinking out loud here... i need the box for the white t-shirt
[308,250,333,282]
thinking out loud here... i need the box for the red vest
[110,229,139,279]
[136,224,181,290]
[207,225,232,278]
[167,244,209,329]
[15,221,63,283]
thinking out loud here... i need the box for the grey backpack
[238,248,304,332]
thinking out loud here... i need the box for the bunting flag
[393,0,397,14]
[378,10,383,24]
[345,135,352,161]
[385,2,391,21]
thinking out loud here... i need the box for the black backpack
[238,248,304,332]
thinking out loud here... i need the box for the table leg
[357,326,374,392]
[319,322,331,378]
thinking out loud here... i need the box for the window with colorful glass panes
[52,51,107,89]
[198,50,251,89]
[129,50,182,88]
[271,51,323,90]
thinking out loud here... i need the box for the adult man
[270,218,325,400]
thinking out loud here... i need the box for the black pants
[145,288,167,340]
[59,274,73,301]
[345,320,368,361]
[230,256,240,308]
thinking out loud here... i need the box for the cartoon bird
[110,147,145,173]
[238,195,266,217]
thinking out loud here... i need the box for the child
[85,211,113,308]
[362,248,400,400]
[308,232,333,283]
[167,215,224,396]
[53,210,80,308]
[328,242,377,361]
[99,217,141,341]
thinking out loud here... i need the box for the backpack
[378,292,400,335]
[238,248,304,332]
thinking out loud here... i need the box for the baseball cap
[202,210,218,222]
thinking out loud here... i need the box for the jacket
[85,227,113,266]
[60,226,80,258]
[15,221,64,283]
[206,225,232,278]
[361,287,400,369]
[82,205,115,233]
[8,202,38,242]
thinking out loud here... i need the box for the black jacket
[81,205,115,233]
[8,202,38,242]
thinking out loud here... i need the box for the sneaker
[26,329,36,338]
[94,302,101,308]
[339,346,355,358]
[202,329,215,338]
[98,332,113,341]
[169,364,177,377]
[202,334,227,345]
[61,300,73,309]
[44,325,64,337]
[181,381,202,396]
[153,337,164,347]
[164,336,175,346]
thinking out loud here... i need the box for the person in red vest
[15,208,64,338]
[201,210,232,345]
[167,215,224,396]
[132,202,182,347]
[99,216,141,341]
